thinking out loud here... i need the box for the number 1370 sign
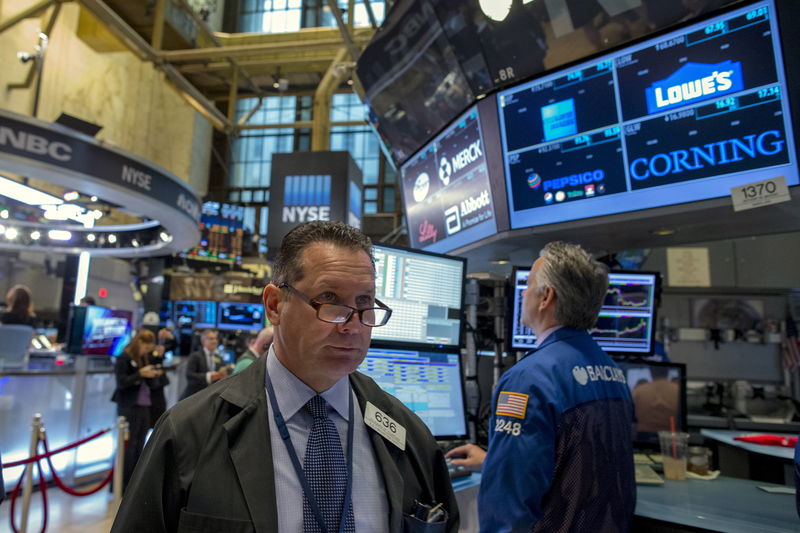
[730,176,790,212]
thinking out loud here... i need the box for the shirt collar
[534,325,564,348]
[265,345,351,421]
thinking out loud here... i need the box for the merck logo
[282,174,332,223]
[645,61,744,114]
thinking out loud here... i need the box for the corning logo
[645,61,743,114]
[282,174,332,223]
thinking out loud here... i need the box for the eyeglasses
[277,282,392,327]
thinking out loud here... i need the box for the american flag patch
[496,391,528,419]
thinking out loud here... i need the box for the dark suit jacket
[180,349,223,400]
[111,354,459,533]
[110,353,146,407]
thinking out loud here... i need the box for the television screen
[158,300,173,326]
[173,300,217,330]
[615,360,686,447]
[497,0,798,230]
[371,243,466,349]
[217,302,265,331]
[358,346,468,439]
[66,305,132,356]
[508,265,536,351]
[400,105,498,252]
[592,272,659,355]
[180,202,245,264]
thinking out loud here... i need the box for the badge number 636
[374,411,397,434]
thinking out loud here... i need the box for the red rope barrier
[5,425,117,533]
[1,428,111,468]
[41,438,114,496]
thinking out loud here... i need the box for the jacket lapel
[351,375,404,533]
[221,357,278,533]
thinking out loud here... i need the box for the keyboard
[446,459,472,480]
[635,463,664,485]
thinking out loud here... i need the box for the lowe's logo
[282,174,332,223]
[645,61,744,114]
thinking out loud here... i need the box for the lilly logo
[413,172,430,202]
[572,366,589,386]
[645,60,744,114]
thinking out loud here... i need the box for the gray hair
[271,221,373,285]
[535,241,608,330]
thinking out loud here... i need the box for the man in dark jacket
[112,221,458,533]
[179,329,226,399]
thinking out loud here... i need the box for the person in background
[79,295,96,306]
[233,326,274,374]
[180,329,227,400]
[112,221,458,532]
[147,343,170,428]
[111,329,164,491]
[1,285,37,328]
[447,241,635,532]
[157,326,177,354]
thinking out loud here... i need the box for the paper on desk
[686,470,720,480]
[757,486,796,495]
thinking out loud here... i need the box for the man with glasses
[112,221,458,532]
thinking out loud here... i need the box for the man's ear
[264,284,282,326]
[539,286,556,311]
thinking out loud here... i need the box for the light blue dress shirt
[265,347,389,532]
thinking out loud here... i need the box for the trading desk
[636,476,797,532]
[701,428,796,484]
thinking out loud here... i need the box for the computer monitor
[371,243,466,349]
[508,265,536,351]
[173,300,217,330]
[615,359,687,447]
[65,305,133,356]
[592,271,659,355]
[217,302,265,331]
[358,346,468,440]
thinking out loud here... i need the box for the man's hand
[210,369,226,382]
[445,443,486,472]
[139,365,159,379]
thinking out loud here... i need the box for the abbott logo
[282,174,332,223]
[444,205,461,235]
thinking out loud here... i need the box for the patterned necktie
[302,395,355,533]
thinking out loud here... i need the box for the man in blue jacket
[448,241,636,532]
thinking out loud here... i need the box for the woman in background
[1,284,37,327]
[111,329,163,490]
[146,343,170,428]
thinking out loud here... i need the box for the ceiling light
[87,233,96,242]
[490,258,510,265]
[63,191,80,201]
[159,231,171,242]
[6,227,18,240]
[108,233,117,244]
[651,228,676,236]
[90,196,98,202]
[0,210,7,219]
[48,230,72,241]
[0,225,5,235]
[30,230,41,240]
[0,176,62,206]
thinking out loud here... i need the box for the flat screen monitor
[65,305,133,356]
[508,265,536,351]
[173,300,217,330]
[180,202,245,265]
[592,272,659,355]
[400,105,499,253]
[371,243,466,349]
[158,300,173,326]
[358,346,468,439]
[497,0,798,230]
[217,302,265,331]
[615,359,687,447]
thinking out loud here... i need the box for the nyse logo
[121,165,153,191]
[282,174,332,223]
[645,61,743,114]
[444,205,461,235]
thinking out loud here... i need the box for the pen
[426,502,444,523]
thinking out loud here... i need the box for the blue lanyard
[265,370,354,533]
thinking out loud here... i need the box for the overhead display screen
[400,106,497,252]
[592,272,658,354]
[497,1,797,230]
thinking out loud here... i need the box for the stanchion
[19,413,42,533]
[112,416,128,510]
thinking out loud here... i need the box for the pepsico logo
[527,173,542,189]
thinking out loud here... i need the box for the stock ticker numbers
[497,0,796,230]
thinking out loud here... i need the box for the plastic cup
[658,431,689,480]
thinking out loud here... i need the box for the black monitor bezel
[362,342,469,441]
[370,241,467,351]
[613,357,688,449]
[507,264,536,353]
[216,301,265,332]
